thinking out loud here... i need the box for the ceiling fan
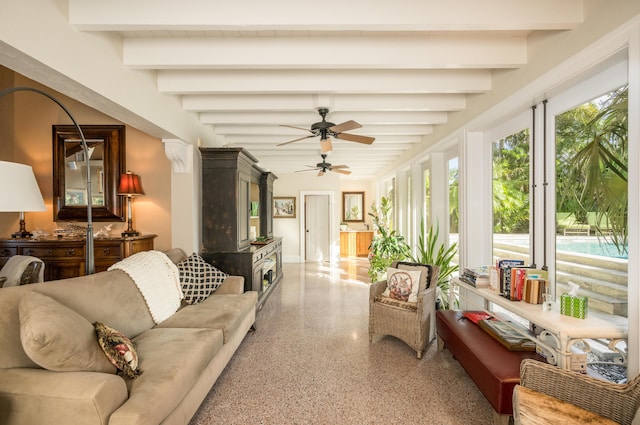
[277,107,375,153]
[295,154,351,176]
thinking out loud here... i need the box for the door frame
[299,190,335,262]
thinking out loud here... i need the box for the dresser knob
[103,248,111,254]
[66,249,75,256]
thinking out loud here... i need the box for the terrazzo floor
[189,258,494,425]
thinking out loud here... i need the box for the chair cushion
[177,253,228,304]
[383,267,421,302]
[395,261,434,290]
[18,291,115,373]
[374,295,418,311]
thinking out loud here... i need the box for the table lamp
[117,171,145,237]
[0,161,46,238]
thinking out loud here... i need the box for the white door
[305,195,330,261]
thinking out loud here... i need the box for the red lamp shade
[117,171,144,237]
[117,172,145,196]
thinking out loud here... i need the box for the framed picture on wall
[273,197,296,218]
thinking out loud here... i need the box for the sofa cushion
[18,291,116,373]
[156,292,257,343]
[383,267,422,302]
[95,322,142,379]
[109,327,224,425]
[177,253,228,304]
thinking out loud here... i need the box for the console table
[0,234,156,281]
[452,277,628,371]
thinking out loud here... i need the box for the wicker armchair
[368,261,439,358]
[513,359,640,425]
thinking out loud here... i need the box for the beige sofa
[0,248,257,425]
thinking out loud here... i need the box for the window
[492,129,531,264]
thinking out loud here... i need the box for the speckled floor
[189,258,494,425]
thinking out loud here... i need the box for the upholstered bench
[435,310,544,425]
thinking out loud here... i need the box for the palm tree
[558,86,628,252]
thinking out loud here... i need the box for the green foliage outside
[557,86,628,253]
[492,86,628,254]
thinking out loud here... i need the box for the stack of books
[459,266,490,288]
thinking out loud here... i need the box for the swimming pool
[556,239,628,259]
[500,236,628,259]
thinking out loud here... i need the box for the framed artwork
[65,189,85,206]
[274,197,296,218]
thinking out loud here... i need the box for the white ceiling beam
[212,124,433,135]
[182,93,466,112]
[70,0,582,31]
[199,111,447,125]
[123,35,526,69]
[158,69,491,94]
[224,134,421,144]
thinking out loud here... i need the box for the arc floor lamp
[0,86,95,275]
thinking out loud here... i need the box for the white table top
[454,278,628,340]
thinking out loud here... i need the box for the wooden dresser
[340,231,373,257]
[0,234,156,281]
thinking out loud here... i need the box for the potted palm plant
[410,219,459,309]
[367,197,410,282]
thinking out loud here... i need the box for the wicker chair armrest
[519,359,640,425]
[370,280,387,301]
[417,285,437,309]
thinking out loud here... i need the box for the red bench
[435,310,544,425]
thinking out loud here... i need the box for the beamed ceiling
[67,0,583,178]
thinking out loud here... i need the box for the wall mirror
[53,124,126,222]
[342,191,365,222]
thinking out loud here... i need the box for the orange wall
[0,70,173,250]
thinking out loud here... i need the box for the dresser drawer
[95,243,123,260]
[22,246,84,259]
[0,246,18,258]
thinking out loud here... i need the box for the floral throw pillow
[94,322,142,379]
[383,267,422,302]
[177,253,228,304]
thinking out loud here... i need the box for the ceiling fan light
[320,138,333,153]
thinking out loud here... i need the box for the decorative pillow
[94,322,142,379]
[383,267,422,302]
[18,291,116,373]
[177,253,228,304]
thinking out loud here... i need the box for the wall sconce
[0,161,46,238]
[117,171,145,237]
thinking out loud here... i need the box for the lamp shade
[0,161,46,212]
[117,172,145,196]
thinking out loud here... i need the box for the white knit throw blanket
[108,250,183,324]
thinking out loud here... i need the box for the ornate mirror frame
[342,191,365,222]
[53,124,126,222]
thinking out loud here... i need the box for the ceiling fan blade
[333,132,375,145]
[320,138,333,153]
[333,168,352,175]
[329,120,362,133]
[280,124,314,133]
[276,134,316,147]
[294,167,319,173]
[330,164,349,169]
[317,170,325,177]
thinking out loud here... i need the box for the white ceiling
[67,0,583,179]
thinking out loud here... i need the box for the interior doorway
[304,194,331,262]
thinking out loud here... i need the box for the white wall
[273,173,374,262]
